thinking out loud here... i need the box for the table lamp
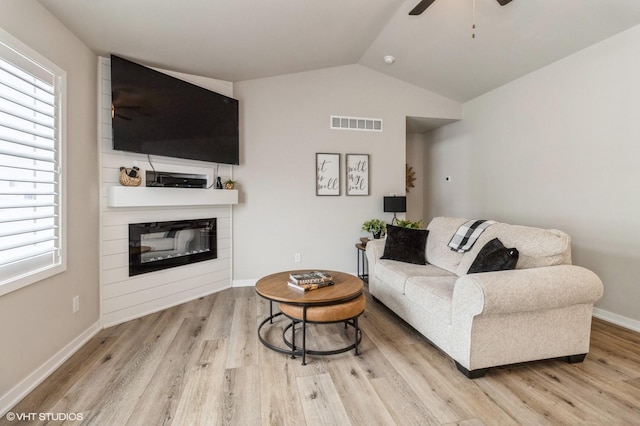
[383,196,406,225]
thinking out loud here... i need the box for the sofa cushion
[468,238,519,274]
[426,217,469,274]
[381,225,428,265]
[375,259,452,294]
[405,275,458,324]
[456,223,571,276]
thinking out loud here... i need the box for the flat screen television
[110,55,239,165]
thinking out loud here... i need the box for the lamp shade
[383,196,406,213]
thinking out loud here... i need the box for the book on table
[289,271,333,285]
[287,279,335,292]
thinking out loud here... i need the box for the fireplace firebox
[129,218,217,276]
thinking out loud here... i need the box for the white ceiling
[38,0,640,102]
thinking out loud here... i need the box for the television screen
[110,55,239,165]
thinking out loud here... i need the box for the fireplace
[129,218,217,276]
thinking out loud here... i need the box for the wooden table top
[255,270,363,305]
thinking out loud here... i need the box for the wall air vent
[330,115,383,132]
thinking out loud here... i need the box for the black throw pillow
[468,238,519,274]
[381,225,428,265]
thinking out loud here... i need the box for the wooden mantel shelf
[107,186,238,208]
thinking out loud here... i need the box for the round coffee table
[255,270,365,365]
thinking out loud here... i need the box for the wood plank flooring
[4,286,640,425]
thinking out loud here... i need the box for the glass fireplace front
[129,218,217,276]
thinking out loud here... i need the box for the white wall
[0,1,99,407]
[426,24,640,327]
[233,65,461,280]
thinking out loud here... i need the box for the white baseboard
[593,308,640,333]
[232,279,257,287]
[101,284,231,328]
[0,321,102,417]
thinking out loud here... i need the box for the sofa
[365,216,604,378]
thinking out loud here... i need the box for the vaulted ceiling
[38,0,640,102]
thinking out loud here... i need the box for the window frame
[0,27,66,297]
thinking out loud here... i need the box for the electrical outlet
[72,296,80,314]
[294,253,301,263]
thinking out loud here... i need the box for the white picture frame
[346,154,369,196]
[316,153,340,196]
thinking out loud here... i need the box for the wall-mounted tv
[110,55,239,165]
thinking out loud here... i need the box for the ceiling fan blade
[409,0,437,16]
[496,0,513,5]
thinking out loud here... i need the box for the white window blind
[0,32,65,294]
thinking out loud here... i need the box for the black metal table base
[257,301,363,365]
[357,245,369,283]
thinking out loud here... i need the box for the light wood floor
[5,286,640,425]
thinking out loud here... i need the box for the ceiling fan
[409,0,513,16]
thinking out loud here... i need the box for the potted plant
[362,219,386,239]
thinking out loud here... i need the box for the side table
[356,239,369,283]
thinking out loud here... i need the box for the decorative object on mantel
[316,153,341,196]
[362,218,386,239]
[214,176,223,189]
[119,166,141,186]
[406,164,416,192]
[224,179,236,189]
[346,154,369,196]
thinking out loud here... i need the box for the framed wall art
[316,153,340,196]
[346,154,369,196]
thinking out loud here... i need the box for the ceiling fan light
[383,55,396,65]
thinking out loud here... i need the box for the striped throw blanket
[448,219,496,253]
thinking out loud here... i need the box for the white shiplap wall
[98,57,235,326]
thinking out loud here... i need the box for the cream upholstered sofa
[365,216,603,378]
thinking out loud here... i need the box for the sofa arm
[365,238,385,266]
[452,265,604,317]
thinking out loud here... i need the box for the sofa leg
[565,353,587,364]
[455,361,488,379]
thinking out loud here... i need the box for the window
[0,28,66,296]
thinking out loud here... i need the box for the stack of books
[288,271,335,292]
